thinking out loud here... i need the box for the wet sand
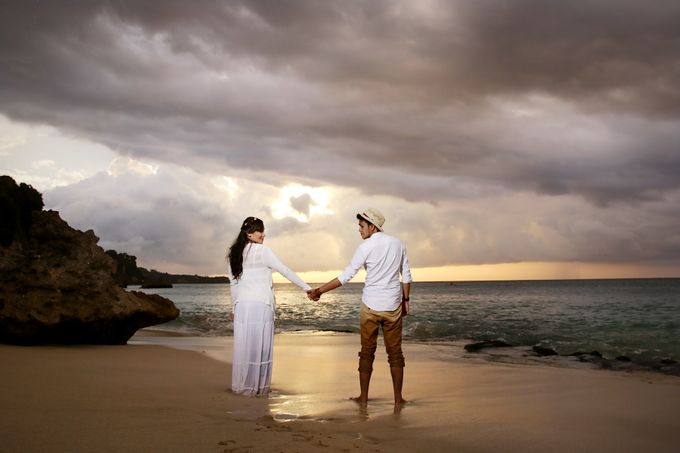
[2,331,680,452]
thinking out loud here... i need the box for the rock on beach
[0,176,179,344]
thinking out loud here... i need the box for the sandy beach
[2,332,680,452]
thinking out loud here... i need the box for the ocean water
[136,279,680,367]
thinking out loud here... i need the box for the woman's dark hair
[228,216,265,280]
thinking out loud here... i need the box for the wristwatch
[402,296,410,302]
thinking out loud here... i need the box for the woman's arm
[261,246,311,291]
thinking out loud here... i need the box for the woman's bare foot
[394,398,407,406]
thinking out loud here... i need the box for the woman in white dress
[227,216,311,396]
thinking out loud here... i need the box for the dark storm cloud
[437,1,680,113]
[2,0,680,207]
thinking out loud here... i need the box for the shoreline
[137,327,680,378]
[134,279,680,374]
[132,329,680,400]
[2,332,680,452]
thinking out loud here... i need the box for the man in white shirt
[309,208,412,406]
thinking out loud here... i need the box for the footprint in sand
[222,446,253,453]
[256,415,293,432]
[292,432,314,441]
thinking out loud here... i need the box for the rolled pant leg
[382,304,405,368]
[358,304,380,372]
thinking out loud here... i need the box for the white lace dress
[229,243,310,396]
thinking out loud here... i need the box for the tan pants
[358,303,405,372]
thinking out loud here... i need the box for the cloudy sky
[2,0,680,281]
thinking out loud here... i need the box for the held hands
[306,288,321,301]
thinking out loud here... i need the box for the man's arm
[401,281,411,315]
[402,282,411,300]
[310,245,368,300]
[310,278,342,300]
[400,247,413,285]
[401,245,412,314]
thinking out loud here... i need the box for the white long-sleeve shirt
[230,243,311,312]
[337,232,412,311]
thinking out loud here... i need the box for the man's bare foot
[394,398,407,406]
[350,396,368,404]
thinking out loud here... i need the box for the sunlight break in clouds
[271,184,333,222]
[108,157,158,177]
[211,176,240,202]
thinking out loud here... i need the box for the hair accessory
[241,217,261,231]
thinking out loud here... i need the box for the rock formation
[532,345,558,356]
[0,176,179,345]
[464,340,513,352]
[105,249,229,287]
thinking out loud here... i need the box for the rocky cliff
[0,176,179,345]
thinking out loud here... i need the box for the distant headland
[105,250,229,288]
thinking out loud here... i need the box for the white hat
[357,208,385,231]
